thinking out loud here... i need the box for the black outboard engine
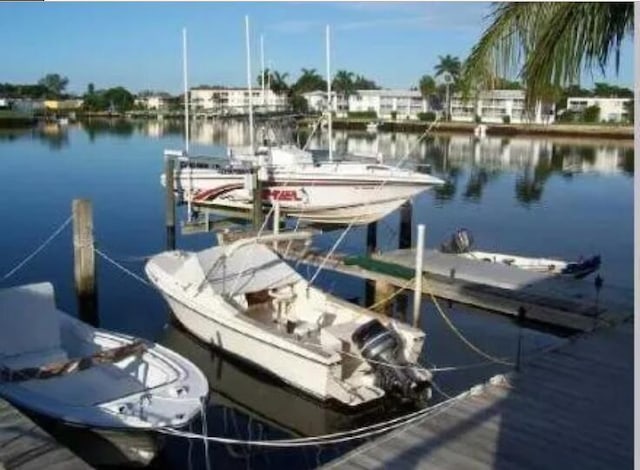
[352,319,431,402]
[441,228,474,254]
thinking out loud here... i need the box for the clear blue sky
[0,2,634,95]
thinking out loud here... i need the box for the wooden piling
[72,199,98,326]
[398,201,412,249]
[252,169,264,230]
[364,222,378,307]
[165,156,176,250]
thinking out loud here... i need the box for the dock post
[515,306,526,371]
[413,224,425,327]
[364,222,378,307]
[399,201,412,249]
[72,199,98,327]
[252,169,264,230]
[164,156,176,250]
[273,202,280,250]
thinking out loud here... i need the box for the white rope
[94,248,152,287]
[1,215,72,282]
[156,394,461,447]
[201,398,211,470]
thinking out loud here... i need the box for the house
[135,93,172,110]
[43,99,84,111]
[449,89,555,124]
[189,87,288,114]
[566,97,631,122]
[348,89,427,120]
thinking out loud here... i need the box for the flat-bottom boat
[440,229,601,279]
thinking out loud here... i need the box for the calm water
[0,120,633,468]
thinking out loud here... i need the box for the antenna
[182,27,189,154]
[326,25,333,162]
[245,16,255,155]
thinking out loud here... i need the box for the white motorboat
[366,121,379,133]
[145,232,433,407]
[166,148,444,225]
[440,229,602,279]
[0,282,209,430]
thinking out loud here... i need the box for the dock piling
[413,224,425,327]
[364,222,378,307]
[398,201,412,249]
[164,156,176,250]
[72,199,98,326]
[251,169,264,230]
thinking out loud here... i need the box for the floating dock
[0,398,89,469]
[323,319,633,469]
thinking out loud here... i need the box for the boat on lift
[145,232,433,407]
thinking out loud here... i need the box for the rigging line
[307,118,441,286]
[1,215,72,282]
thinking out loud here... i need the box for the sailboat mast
[326,25,333,162]
[260,34,265,108]
[182,27,190,154]
[245,16,255,154]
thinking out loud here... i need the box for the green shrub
[390,110,397,120]
[347,111,377,120]
[582,105,600,123]
[474,114,482,124]
[502,115,511,124]
[417,111,436,121]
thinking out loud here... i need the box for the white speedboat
[0,282,209,430]
[165,147,444,225]
[440,229,601,279]
[145,232,433,407]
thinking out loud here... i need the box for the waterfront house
[134,93,172,111]
[43,99,84,111]
[450,89,555,124]
[348,89,427,120]
[566,97,631,122]
[189,87,288,115]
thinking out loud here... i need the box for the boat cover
[178,243,304,295]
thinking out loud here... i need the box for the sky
[0,1,634,95]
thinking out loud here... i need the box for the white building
[566,97,631,122]
[450,89,555,124]
[135,94,170,110]
[348,89,427,120]
[189,87,287,114]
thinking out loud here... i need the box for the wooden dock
[279,246,632,331]
[324,319,634,469]
[0,398,89,470]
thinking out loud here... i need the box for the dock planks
[0,399,89,470]
[323,320,633,470]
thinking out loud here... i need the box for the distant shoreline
[321,118,634,140]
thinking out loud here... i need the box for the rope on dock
[1,215,72,282]
[156,393,462,447]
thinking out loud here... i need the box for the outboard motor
[352,319,432,402]
[441,228,474,254]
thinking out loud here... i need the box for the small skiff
[0,282,209,429]
[440,229,601,279]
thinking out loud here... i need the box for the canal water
[0,119,633,468]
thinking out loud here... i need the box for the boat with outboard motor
[145,231,433,407]
[440,229,602,279]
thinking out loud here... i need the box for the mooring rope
[156,394,461,447]
[94,247,152,287]
[1,215,72,282]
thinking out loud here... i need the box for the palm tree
[460,3,633,102]
[418,75,436,99]
[434,55,462,81]
[270,71,290,95]
[293,68,326,94]
[332,70,355,98]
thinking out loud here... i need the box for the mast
[260,34,265,108]
[326,25,333,162]
[245,16,255,154]
[182,27,189,154]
